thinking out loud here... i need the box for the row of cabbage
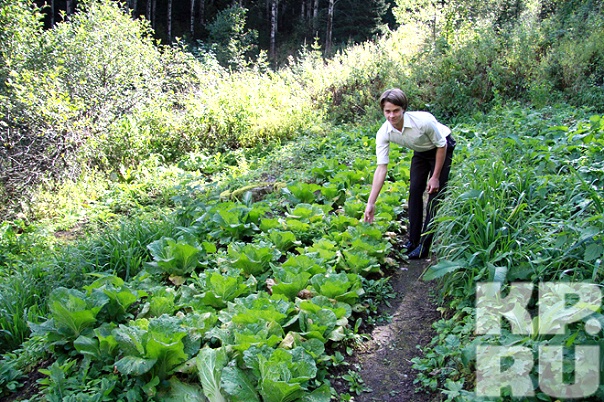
[27,137,411,401]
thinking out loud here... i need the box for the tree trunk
[270,0,278,60]
[190,0,196,38]
[199,0,206,29]
[132,0,138,16]
[146,0,151,22]
[152,0,157,29]
[313,0,319,36]
[167,0,173,41]
[325,0,334,54]
[50,0,55,26]
[66,0,74,15]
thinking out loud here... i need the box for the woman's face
[382,101,404,130]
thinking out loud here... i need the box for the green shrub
[206,5,259,70]
[1,0,166,209]
[538,14,604,108]
[0,0,43,91]
[0,269,45,353]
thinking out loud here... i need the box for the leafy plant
[361,277,396,324]
[298,238,340,263]
[202,203,261,244]
[31,287,107,345]
[310,158,347,182]
[207,294,293,353]
[298,296,351,343]
[0,356,23,396]
[228,242,278,277]
[286,203,331,223]
[265,230,300,252]
[196,347,229,402]
[145,237,206,278]
[283,182,322,204]
[144,287,177,317]
[270,267,311,301]
[257,347,318,402]
[113,315,193,385]
[320,182,347,208]
[83,274,145,322]
[280,254,328,276]
[341,366,372,395]
[74,322,119,363]
[198,268,255,308]
[220,293,293,329]
[310,273,365,305]
[339,250,382,275]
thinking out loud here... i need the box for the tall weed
[0,270,44,353]
[417,106,604,397]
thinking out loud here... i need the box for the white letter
[538,282,602,335]
[539,345,599,398]
[476,282,534,335]
[476,345,535,397]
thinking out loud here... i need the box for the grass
[415,105,604,400]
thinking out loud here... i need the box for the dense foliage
[2,0,603,215]
[0,123,410,400]
[0,0,603,400]
[414,106,604,401]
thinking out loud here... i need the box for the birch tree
[190,0,196,38]
[270,0,278,60]
[199,0,206,30]
[130,0,138,16]
[50,0,55,26]
[152,0,157,29]
[313,0,319,34]
[167,0,173,41]
[325,0,335,54]
[66,0,74,15]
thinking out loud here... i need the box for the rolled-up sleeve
[376,128,390,165]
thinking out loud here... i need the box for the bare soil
[333,257,444,402]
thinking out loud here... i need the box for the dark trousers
[408,134,455,252]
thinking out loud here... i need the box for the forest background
[33,0,398,59]
[1,0,603,400]
[2,0,603,218]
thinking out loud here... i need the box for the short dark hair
[379,88,408,111]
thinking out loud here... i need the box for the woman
[363,88,455,259]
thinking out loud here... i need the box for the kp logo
[475,282,602,398]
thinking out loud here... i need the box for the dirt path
[347,259,443,402]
